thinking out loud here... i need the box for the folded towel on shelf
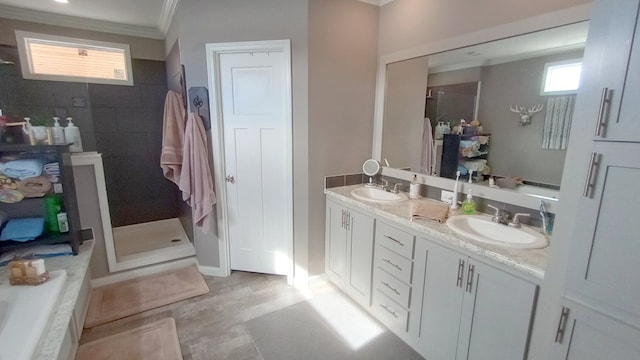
[411,201,450,223]
[0,159,44,180]
[0,217,45,242]
[16,176,52,198]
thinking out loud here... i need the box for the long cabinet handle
[465,264,475,293]
[380,304,399,318]
[554,306,570,343]
[456,259,465,288]
[384,235,404,246]
[381,281,401,295]
[582,152,600,198]
[382,258,403,271]
[595,87,613,137]
[341,210,345,229]
[346,211,351,231]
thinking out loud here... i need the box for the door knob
[225,175,235,183]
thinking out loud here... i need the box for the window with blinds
[15,31,133,86]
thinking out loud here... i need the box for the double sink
[349,185,548,249]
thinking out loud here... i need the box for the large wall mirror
[379,21,589,196]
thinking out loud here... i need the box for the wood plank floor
[79,271,339,360]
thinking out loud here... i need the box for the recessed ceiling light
[54,0,69,4]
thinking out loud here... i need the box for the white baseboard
[91,257,197,288]
[197,264,228,277]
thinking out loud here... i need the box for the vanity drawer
[374,267,411,308]
[375,244,413,284]
[372,291,409,333]
[376,221,415,259]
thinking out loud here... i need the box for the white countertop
[326,185,547,280]
[0,240,94,360]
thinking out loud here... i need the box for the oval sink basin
[446,215,549,249]
[350,186,408,204]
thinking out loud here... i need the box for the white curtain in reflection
[421,117,436,174]
[542,95,575,150]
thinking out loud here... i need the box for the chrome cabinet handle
[346,211,351,231]
[225,174,235,183]
[554,306,570,343]
[381,281,401,295]
[582,152,600,198]
[382,258,402,271]
[595,88,613,137]
[384,235,404,246]
[341,210,345,229]
[380,304,399,318]
[456,259,465,288]
[465,264,475,293]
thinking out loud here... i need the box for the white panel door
[219,50,290,275]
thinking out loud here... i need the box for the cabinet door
[565,142,640,326]
[326,200,347,286]
[416,240,465,360]
[550,300,640,360]
[578,0,640,141]
[457,259,537,360]
[345,208,374,306]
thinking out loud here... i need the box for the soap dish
[9,271,50,286]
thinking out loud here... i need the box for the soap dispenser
[51,117,66,145]
[64,117,83,152]
[462,189,476,215]
[409,174,420,199]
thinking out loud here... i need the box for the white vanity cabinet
[411,238,537,360]
[325,198,375,307]
[578,0,640,141]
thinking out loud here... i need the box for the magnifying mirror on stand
[362,159,382,187]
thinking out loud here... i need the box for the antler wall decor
[509,104,544,126]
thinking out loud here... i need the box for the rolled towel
[16,176,52,198]
[1,159,44,180]
[411,200,450,223]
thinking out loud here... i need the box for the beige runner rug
[84,265,209,328]
[77,317,183,360]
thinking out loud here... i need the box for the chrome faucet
[380,179,390,192]
[509,213,530,228]
[487,204,509,225]
[392,183,403,193]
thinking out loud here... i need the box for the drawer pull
[382,258,403,271]
[380,304,399,318]
[381,281,401,295]
[554,306,570,343]
[384,235,404,246]
[595,87,613,137]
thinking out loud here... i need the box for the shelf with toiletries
[0,144,82,256]
[440,133,491,181]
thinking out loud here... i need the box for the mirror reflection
[381,21,589,190]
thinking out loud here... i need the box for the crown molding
[158,0,179,36]
[359,0,395,6]
[0,4,164,39]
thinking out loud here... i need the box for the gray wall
[477,50,583,185]
[308,0,379,275]
[0,17,165,60]
[168,0,309,270]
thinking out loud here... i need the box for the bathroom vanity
[325,186,546,359]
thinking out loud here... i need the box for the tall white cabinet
[547,0,640,357]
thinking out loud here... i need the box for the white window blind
[15,31,133,86]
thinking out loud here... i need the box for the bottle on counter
[64,117,83,152]
[409,174,420,199]
[462,190,476,215]
[51,117,66,145]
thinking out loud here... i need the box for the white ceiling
[0,0,178,39]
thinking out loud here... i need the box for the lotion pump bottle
[64,117,83,152]
[462,190,476,215]
[51,117,66,145]
[409,174,420,199]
